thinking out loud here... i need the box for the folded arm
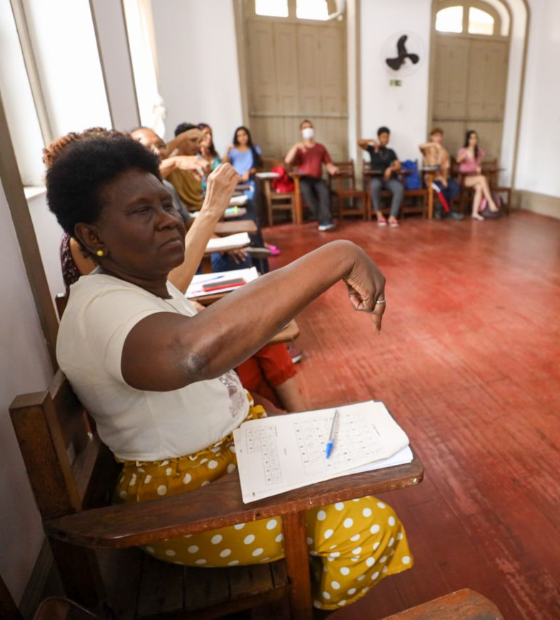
[358,139,378,152]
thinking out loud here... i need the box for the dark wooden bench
[10,371,423,620]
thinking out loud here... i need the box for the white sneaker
[318,223,336,232]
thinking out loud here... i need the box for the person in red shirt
[285,119,339,231]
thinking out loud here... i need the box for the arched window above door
[254,0,336,21]
[435,1,509,37]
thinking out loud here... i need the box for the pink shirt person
[457,147,485,174]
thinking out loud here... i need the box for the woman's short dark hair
[46,134,161,238]
[174,122,198,137]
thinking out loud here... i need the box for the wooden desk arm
[45,453,423,549]
[269,319,299,344]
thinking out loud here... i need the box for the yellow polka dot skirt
[115,405,413,610]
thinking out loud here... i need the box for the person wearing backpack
[419,128,464,221]
[358,127,404,227]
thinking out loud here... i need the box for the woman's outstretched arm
[122,240,386,391]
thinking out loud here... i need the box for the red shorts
[236,344,297,408]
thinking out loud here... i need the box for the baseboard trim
[515,189,560,219]
[19,538,52,619]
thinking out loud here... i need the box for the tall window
[296,0,329,20]
[0,0,111,187]
[468,7,494,35]
[436,6,464,33]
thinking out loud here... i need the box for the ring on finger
[375,299,387,305]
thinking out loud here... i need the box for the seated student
[166,122,251,271]
[166,123,208,211]
[224,125,262,204]
[198,123,222,191]
[47,134,412,612]
[49,129,302,412]
[131,126,209,224]
[419,128,464,221]
[457,130,500,221]
[358,127,404,228]
[285,120,339,232]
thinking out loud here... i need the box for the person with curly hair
[47,134,411,612]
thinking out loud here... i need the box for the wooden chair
[329,160,370,221]
[0,573,23,620]
[28,588,504,620]
[10,371,423,620]
[260,160,299,226]
[331,588,504,620]
[482,158,511,215]
[398,163,428,219]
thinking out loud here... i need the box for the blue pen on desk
[325,409,339,459]
[202,274,226,283]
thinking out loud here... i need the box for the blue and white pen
[325,409,339,459]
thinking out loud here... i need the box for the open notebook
[186,267,259,299]
[205,232,251,252]
[233,401,412,503]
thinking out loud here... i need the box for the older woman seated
[46,134,412,612]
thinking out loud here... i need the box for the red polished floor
[265,210,560,619]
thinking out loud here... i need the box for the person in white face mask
[285,119,339,231]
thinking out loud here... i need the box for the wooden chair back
[330,160,357,192]
[10,371,117,522]
[0,573,23,620]
[55,292,69,320]
[260,159,297,226]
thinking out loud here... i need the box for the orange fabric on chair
[236,344,297,408]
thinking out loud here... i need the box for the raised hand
[203,164,240,216]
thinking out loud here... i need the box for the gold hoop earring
[96,249,105,257]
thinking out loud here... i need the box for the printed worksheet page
[233,401,410,503]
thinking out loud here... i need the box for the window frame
[248,0,338,23]
[434,0,505,38]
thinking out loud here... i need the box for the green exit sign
[389,79,402,87]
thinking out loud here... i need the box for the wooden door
[244,12,347,161]
[432,34,509,159]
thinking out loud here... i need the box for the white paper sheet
[186,267,259,299]
[205,232,251,252]
[233,401,411,503]
[229,195,249,206]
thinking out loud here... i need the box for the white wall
[23,0,112,137]
[90,0,141,131]
[500,0,528,188]
[360,0,432,162]
[150,0,244,152]
[515,0,560,205]
[0,180,54,602]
